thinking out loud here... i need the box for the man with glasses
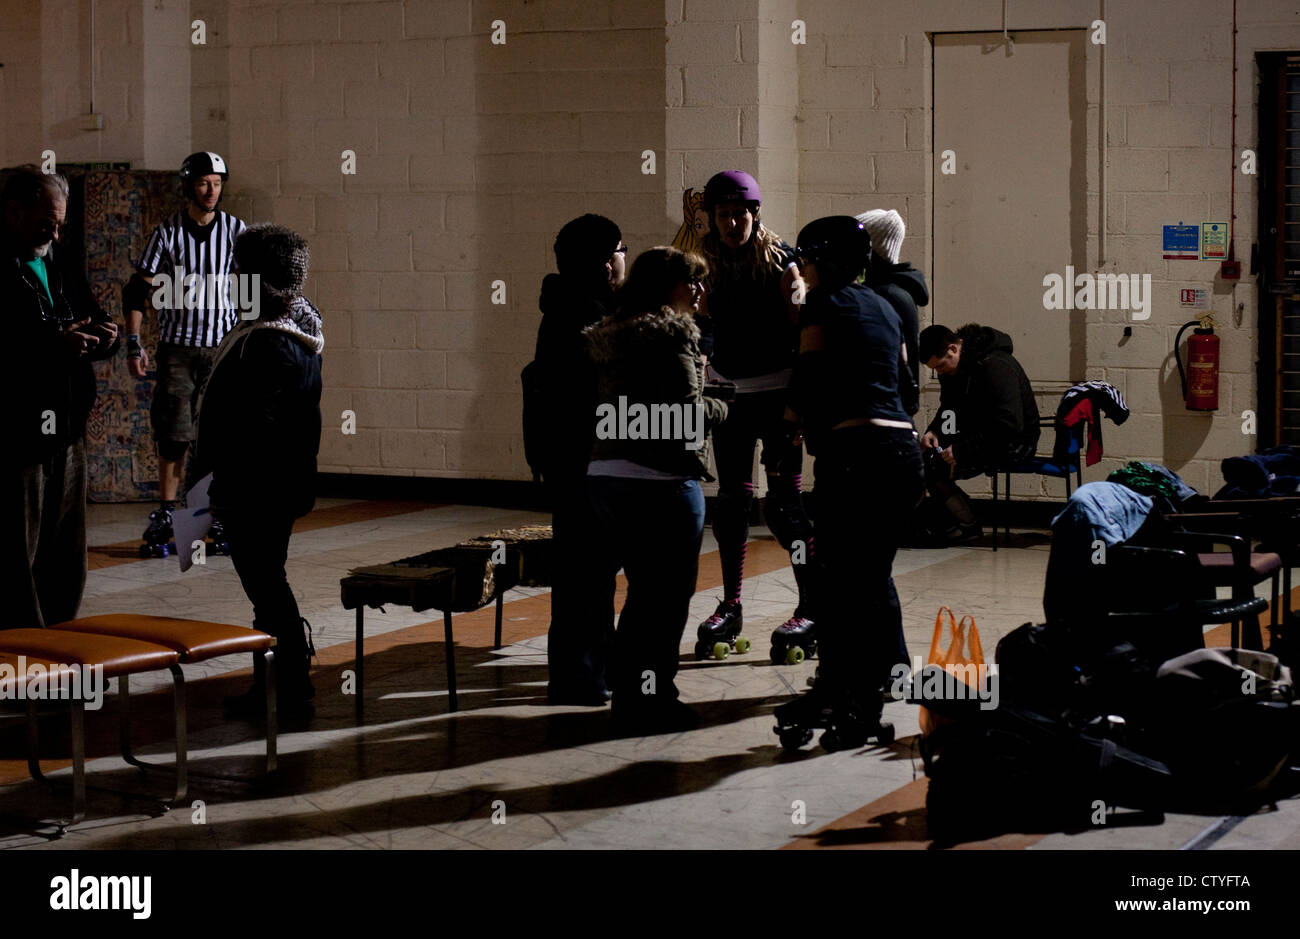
[1,165,120,628]
[525,214,625,705]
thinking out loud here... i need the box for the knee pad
[157,438,189,462]
[763,493,812,552]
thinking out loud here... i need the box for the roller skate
[770,611,816,665]
[694,600,750,660]
[206,518,231,556]
[773,683,895,752]
[138,506,176,558]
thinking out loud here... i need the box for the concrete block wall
[25,0,149,165]
[788,0,1300,499]
[5,0,1300,492]
[188,0,666,479]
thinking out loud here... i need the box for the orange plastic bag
[918,606,985,736]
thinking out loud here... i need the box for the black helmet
[795,216,872,288]
[180,151,228,181]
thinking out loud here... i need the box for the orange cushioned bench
[1,616,276,836]
[51,615,278,774]
[0,631,181,836]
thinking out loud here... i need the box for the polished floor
[0,498,1295,850]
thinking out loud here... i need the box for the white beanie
[855,209,905,265]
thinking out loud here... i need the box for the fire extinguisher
[1174,315,1220,411]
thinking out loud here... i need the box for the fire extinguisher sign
[1179,287,1210,310]
[1200,221,1229,260]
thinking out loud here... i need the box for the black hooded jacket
[926,324,1039,471]
[523,272,613,480]
[865,260,928,413]
[2,241,120,465]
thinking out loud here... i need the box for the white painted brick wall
[5,0,1296,489]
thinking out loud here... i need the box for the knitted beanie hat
[553,214,622,277]
[234,223,310,302]
[855,209,905,264]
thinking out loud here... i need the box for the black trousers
[221,506,309,687]
[545,471,616,694]
[811,426,924,703]
[3,439,87,629]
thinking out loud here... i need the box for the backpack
[520,359,548,482]
[1148,648,1299,809]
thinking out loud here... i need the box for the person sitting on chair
[917,323,1038,544]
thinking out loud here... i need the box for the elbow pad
[122,274,152,314]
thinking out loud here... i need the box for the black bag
[1148,648,1299,809]
[922,704,1172,844]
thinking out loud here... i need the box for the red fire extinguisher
[1174,316,1220,411]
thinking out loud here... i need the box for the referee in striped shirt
[123,152,246,546]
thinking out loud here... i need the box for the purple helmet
[702,170,761,212]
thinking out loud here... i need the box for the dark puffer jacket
[926,324,1039,471]
[193,317,323,518]
[585,309,727,479]
[865,260,928,414]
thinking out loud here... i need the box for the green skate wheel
[734,637,751,654]
[785,646,805,666]
[712,642,730,660]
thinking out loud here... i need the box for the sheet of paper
[175,473,214,573]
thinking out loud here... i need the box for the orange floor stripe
[87,500,444,570]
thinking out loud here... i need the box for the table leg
[494,589,503,651]
[355,607,365,723]
[444,609,457,713]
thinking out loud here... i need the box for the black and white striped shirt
[136,210,247,347]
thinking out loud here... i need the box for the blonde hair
[700,216,788,288]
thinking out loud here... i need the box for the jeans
[811,426,924,701]
[587,476,706,711]
[2,439,87,628]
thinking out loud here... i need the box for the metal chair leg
[444,609,458,713]
[68,700,85,833]
[1270,571,1281,648]
[27,698,86,836]
[1004,472,1012,548]
[993,468,1003,548]
[118,668,188,806]
[262,649,277,774]
[170,665,188,805]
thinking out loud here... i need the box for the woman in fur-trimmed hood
[584,246,728,734]
[193,224,323,718]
